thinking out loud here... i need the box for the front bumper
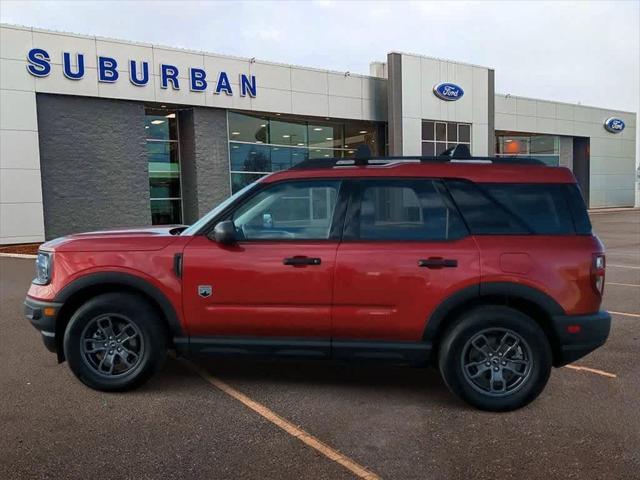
[24,297,62,353]
[551,310,611,366]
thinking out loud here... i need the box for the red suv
[25,146,610,411]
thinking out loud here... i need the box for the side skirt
[174,337,432,366]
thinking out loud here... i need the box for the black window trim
[342,177,470,243]
[202,177,349,243]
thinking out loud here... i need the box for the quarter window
[231,180,341,240]
[355,180,467,241]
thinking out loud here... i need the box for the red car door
[332,179,481,342]
[182,179,344,342]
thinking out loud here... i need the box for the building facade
[0,24,636,244]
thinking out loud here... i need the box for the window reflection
[496,133,560,166]
[228,112,385,193]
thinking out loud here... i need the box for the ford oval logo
[604,117,625,133]
[433,82,464,101]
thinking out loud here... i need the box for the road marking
[179,357,381,480]
[607,282,640,288]
[564,365,617,378]
[0,253,37,259]
[607,264,640,270]
[609,311,640,318]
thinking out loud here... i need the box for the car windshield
[181,181,259,235]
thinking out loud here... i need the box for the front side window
[231,180,341,240]
[354,180,467,241]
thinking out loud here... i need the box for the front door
[182,179,344,342]
[332,178,481,342]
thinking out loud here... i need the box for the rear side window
[353,179,467,241]
[446,180,585,235]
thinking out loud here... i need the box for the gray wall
[179,107,230,224]
[36,94,150,239]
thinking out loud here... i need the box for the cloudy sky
[1,0,638,113]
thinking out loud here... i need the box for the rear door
[332,178,481,342]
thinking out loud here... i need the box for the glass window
[356,180,466,241]
[228,112,269,143]
[231,172,265,193]
[230,143,271,172]
[309,122,343,148]
[231,180,341,240]
[446,180,578,234]
[146,109,182,224]
[228,112,384,193]
[270,119,308,146]
[422,121,471,157]
[458,124,471,143]
[145,112,178,141]
[496,133,560,166]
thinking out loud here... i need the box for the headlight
[33,251,53,285]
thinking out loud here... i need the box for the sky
[1,0,638,113]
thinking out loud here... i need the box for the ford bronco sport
[25,145,610,411]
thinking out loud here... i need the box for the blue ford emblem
[433,82,464,101]
[604,117,625,133]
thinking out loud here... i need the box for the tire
[438,306,552,412]
[63,292,168,391]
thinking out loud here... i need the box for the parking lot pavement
[1,210,639,479]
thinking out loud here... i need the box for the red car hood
[41,225,186,252]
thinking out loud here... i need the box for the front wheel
[438,306,552,411]
[63,292,167,391]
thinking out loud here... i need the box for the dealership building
[0,23,637,244]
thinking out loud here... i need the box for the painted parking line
[178,357,382,480]
[564,365,617,378]
[609,311,640,318]
[607,264,640,270]
[607,282,640,288]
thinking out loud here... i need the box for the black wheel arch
[53,272,183,362]
[423,282,565,364]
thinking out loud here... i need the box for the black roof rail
[290,144,546,170]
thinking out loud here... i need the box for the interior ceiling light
[326,137,333,140]
[165,113,176,119]
[160,105,166,108]
[313,127,323,131]
[231,131,240,135]
[260,124,267,128]
[282,134,291,138]
[297,143,304,146]
[151,120,165,125]
[359,130,367,134]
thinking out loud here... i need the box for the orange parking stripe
[564,365,617,378]
[179,357,381,480]
[609,311,640,318]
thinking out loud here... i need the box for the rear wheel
[438,306,552,411]
[63,292,167,391]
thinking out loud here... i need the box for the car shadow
[146,354,468,410]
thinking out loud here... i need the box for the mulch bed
[0,243,41,255]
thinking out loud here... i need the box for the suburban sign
[25,48,257,97]
[603,117,625,134]
[433,82,464,101]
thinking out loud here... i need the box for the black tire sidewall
[439,306,552,412]
[63,292,167,391]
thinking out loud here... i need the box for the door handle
[418,257,458,269]
[283,256,322,266]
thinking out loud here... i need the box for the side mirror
[212,220,237,245]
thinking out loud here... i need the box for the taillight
[592,254,606,295]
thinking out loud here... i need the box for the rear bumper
[551,310,611,366]
[24,296,62,353]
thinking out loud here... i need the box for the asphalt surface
[1,210,639,479]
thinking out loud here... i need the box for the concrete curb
[0,253,37,259]
[589,207,639,214]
